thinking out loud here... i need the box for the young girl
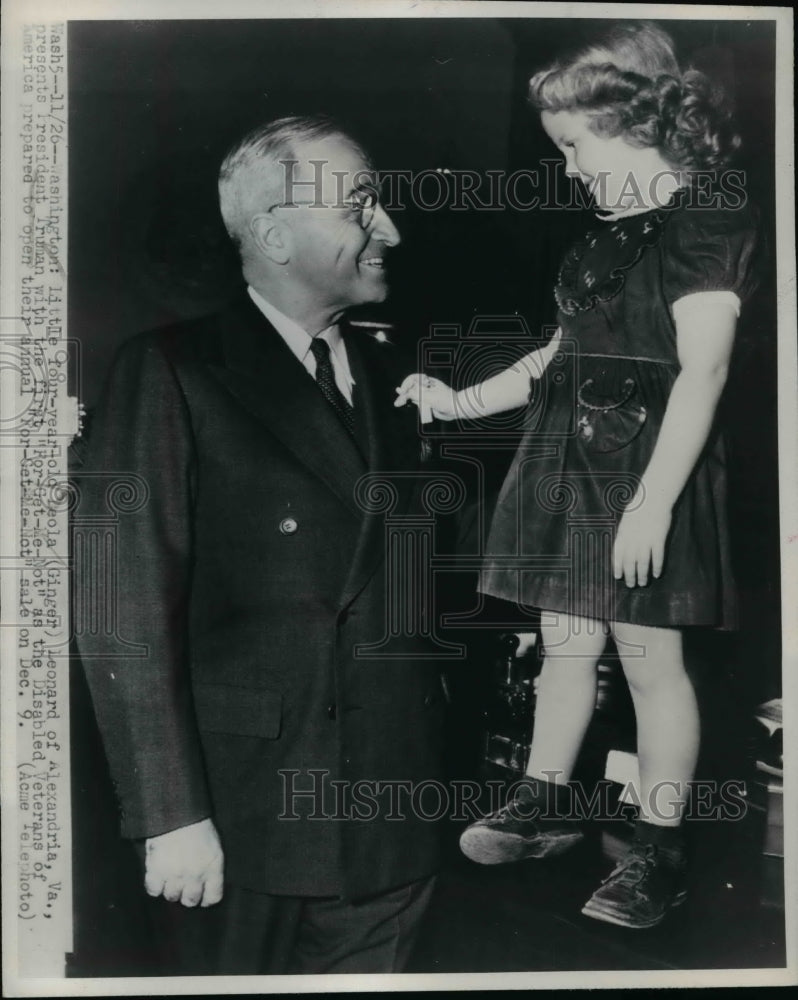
[395,21,759,929]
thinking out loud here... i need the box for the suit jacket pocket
[193,683,282,739]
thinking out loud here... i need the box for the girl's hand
[526,327,563,380]
[394,374,458,422]
[612,490,672,588]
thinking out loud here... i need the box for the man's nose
[370,203,401,247]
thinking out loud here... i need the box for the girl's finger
[652,540,665,579]
[397,374,419,394]
[612,539,624,580]
[624,551,636,588]
[637,552,649,588]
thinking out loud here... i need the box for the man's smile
[359,255,386,270]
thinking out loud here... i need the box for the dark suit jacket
[75,292,447,899]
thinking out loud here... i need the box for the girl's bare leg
[459,611,606,865]
[611,621,699,825]
[525,612,607,784]
[581,621,694,928]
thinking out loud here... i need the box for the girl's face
[541,109,669,213]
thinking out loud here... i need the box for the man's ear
[250,212,290,265]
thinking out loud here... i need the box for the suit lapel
[206,294,424,608]
[347,331,420,501]
[206,294,366,518]
[337,329,422,609]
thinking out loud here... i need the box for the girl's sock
[514,776,574,822]
[633,817,687,866]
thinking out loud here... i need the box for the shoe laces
[492,797,538,823]
[601,842,658,889]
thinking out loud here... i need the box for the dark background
[68,16,781,974]
[69,18,776,400]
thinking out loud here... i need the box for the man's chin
[355,274,389,304]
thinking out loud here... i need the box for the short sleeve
[662,203,760,307]
[671,290,741,324]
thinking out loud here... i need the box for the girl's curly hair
[529,22,740,171]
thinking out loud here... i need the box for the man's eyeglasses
[343,188,379,230]
[271,187,380,230]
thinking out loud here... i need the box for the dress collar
[594,179,687,223]
[555,187,687,317]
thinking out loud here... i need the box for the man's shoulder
[115,296,249,372]
[120,313,220,364]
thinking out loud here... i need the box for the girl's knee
[610,621,687,692]
[540,610,607,661]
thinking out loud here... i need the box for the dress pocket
[576,376,647,453]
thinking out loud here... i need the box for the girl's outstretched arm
[395,329,562,421]
[613,299,738,588]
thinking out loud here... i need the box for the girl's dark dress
[479,192,758,627]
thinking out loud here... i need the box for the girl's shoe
[581,841,687,929]
[459,795,584,865]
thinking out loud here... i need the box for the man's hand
[144,817,224,907]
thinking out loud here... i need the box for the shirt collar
[247,286,353,384]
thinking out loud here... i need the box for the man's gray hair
[218,114,368,255]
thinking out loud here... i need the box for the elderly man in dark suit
[77,116,448,975]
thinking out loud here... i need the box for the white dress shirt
[248,286,356,404]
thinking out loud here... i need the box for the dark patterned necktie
[309,336,355,436]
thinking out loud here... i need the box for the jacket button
[327,703,337,720]
[279,517,298,535]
